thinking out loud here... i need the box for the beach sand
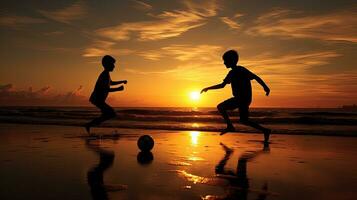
[0,123,356,200]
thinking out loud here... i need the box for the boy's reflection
[86,139,114,200]
[215,142,270,200]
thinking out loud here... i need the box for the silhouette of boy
[201,50,271,142]
[85,55,127,134]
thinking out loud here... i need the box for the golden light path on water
[189,131,201,146]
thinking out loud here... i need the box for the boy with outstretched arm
[201,50,271,142]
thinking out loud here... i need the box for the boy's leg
[239,105,271,142]
[85,102,116,134]
[217,97,239,135]
[100,103,116,119]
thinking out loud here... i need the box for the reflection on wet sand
[85,139,127,200]
[176,170,214,184]
[1,124,356,200]
[208,142,271,200]
[190,131,201,146]
[137,151,154,165]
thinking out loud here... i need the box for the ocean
[0,107,356,136]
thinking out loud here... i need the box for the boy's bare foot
[263,128,271,142]
[220,126,235,135]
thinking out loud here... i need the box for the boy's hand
[264,87,270,96]
[200,88,208,94]
[117,86,124,91]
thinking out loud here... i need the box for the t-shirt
[89,71,111,103]
[223,66,256,105]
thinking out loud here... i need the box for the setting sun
[189,91,200,101]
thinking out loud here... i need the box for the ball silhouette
[137,135,154,151]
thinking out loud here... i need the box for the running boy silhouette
[201,50,271,142]
[85,55,127,134]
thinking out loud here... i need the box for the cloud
[183,0,219,17]
[138,44,222,61]
[241,51,340,75]
[234,50,357,101]
[38,1,87,23]
[82,40,115,57]
[96,11,203,41]
[132,0,153,11]
[220,13,243,29]
[264,73,357,103]
[0,14,46,28]
[220,17,240,29]
[163,44,222,61]
[247,7,357,43]
[124,62,222,81]
[96,0,218,41]
[124,68,176,75]
[82,40,135,57]
[126,44,225,81]
[0,84,88,106]
[137,50,164,61]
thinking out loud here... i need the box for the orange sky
[0,0,356,107]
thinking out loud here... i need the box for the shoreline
[1,122,356,137]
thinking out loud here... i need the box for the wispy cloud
[132,0,153,11]
[96,0,218,41]
[82,40,115,57]
[220,13,243,29]
[127,44,226,81]
[236,50,355,100]
[96,12,203,41]
[138,44,222,61]
[125,62,222,82]
[247,7,357,43]
[241,51,340,75]
[137,50,164,61]
[82,40,134,57]
[38,1,87,23]
[183,0,219,17]
[0,84,88,106]
[0,14,46,28]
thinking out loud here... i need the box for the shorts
[217,97,250,120]
[92,101,116,117]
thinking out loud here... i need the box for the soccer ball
[137,135,154,151]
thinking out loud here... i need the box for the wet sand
[0,123,356,200]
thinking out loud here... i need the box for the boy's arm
[252,74,270,96]
[110,80,127,85]
[109,86,124,92]
[201,82,227,93]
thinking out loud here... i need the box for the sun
[189,91,200,101]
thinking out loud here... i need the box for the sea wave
[0,107,356,136]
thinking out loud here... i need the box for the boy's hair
[102,55,115,67]
[223,50,239,64]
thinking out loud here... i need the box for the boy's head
[223,50,239,68]
[102,55,116,71]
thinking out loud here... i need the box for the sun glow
[189,91,200,101]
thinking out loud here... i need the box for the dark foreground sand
[0,123,356,200]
